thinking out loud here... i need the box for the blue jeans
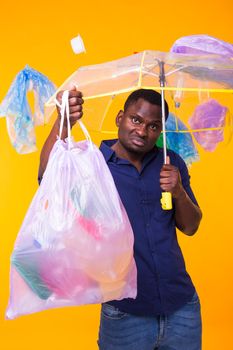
[98,291,202,350]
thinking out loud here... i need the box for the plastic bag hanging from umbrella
[170,34,233,152]
[45,50,233,208]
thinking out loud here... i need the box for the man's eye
[150,124,157,130]
[132,117,140,124]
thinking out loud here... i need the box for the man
[39,88,202,350]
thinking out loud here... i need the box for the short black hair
[124,89,169,119]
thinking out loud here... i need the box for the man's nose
[136,124,147,137]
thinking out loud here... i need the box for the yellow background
[0,0,233,349]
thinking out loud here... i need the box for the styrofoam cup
[70,35,86,54]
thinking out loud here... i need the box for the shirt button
[146,223,149,227]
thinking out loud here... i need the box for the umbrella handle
[160,192,172,210]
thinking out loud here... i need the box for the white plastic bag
[6,91,137,319]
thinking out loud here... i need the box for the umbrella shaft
[159,61,168,164]
[161,89,167,163]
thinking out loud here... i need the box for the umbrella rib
[165,127,224,133]
[98,95,116,131]
[174,114,179,132]
[90,127,225,135]
[140,86,233,93]
[141,70,159,78]
[83,87,141,100]
[87,128,117,135]
[81,86,233,101]
[138,51,146,88]
[141,66,187,78]
[165,65,187,77]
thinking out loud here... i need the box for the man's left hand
[160,156,184,199]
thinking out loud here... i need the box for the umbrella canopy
[46,50,233,102]
[45,50,233,163]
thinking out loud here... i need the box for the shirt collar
[99,139,117,162]
[99,139,160,167]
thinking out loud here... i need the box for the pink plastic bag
[6,91,137,319]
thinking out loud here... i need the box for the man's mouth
[131,138,146,147]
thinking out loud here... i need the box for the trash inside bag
[6,92,137,319]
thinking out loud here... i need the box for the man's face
[116,98,163,156]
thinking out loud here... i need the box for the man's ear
[116,110,124,127]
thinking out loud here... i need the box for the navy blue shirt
[100,139,198,316]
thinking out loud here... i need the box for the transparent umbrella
[45,50,233,208]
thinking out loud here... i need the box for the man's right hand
[39,87,84,182]
[56,86,84,127]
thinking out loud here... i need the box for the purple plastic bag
[189,99,228,151]
[170,35,233,87]
[170,35,233,57]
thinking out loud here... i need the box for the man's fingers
[70,111,83,120]
[160,177,172,185]
[160,184,171,192]
[68,90,83,98]
[69,105,83,114]
[68,84,78,91]
[56,90,63,102]
[161,165,175,174]
[56,88,84,125]
[68,96,84,106]
[56,89,83,102]
[160,169,176,177]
